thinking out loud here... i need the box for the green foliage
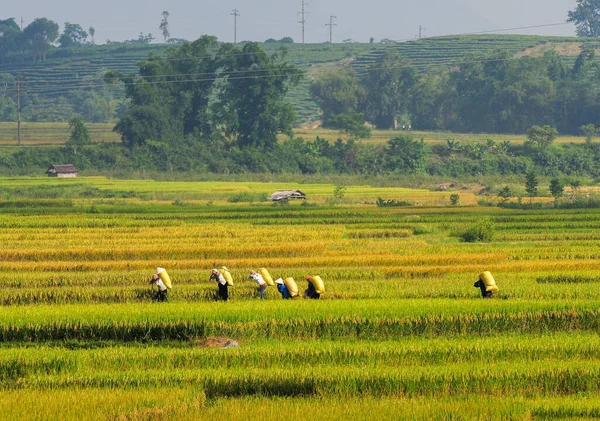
[460,219,495,243]
[362,50,416,129]
[449,193,460,205]
[159,11,170,43]
[22,18,59,62]
[385,136,429,173]
[549,178,564,199]
[580,123,598,144]
[327,112,371,139]
[109,37,301,149]
[333,185,347,200]
[227,192,268,203]
[310,68,364,125]
[65,117,92,155]
[525,170,539,201]
[568,0,600,37]
[526,125,558,149]
[376,198,411,207]
[498,186,512,202]
[58,22,88,47]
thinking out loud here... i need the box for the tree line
[311,48,600,135]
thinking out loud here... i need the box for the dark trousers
[154,290,168,302]
[218,283,229,301]
[479,286,492,298]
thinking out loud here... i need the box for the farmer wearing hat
[275,278,292,299]
[209,269,229,301]
[304,276,320,299]
[149,273,168,302]
[248,270,268,299]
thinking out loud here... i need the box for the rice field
[2,177,600,419]
[0,122,588,148]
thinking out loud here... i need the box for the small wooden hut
[46,164,79,178]
[269,190,306,201]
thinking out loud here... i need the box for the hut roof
[46,164,79,174]
[269,190,306,201]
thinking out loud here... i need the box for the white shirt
[154,278,167,292]
[217,274,226,286]
[249,273,266,286]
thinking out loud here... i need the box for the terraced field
[1,177,600,419]
[1,35,589,126]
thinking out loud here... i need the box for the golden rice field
[2,177,600,420]
[0,122,587,147]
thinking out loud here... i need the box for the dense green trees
[310,67,364,126]
[311,48,600,135]
[23,18,59,62]
[363,50,416,129]
[108,36,301,149]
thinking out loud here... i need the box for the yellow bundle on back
[221,266,234,286]
[479,271,498,292]
[259,268,275,286]
[284,277,299,297]
[156,267,172,289]
[309,275,325,294]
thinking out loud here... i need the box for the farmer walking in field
[210,268,229,301]
[474,271,499,298]
[304,275,325,299]
[248,270,268,299]
[275,278,292,299]
[149,273,168,302]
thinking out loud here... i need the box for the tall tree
[525,170,539,203]
[310,67,364,126]
[159,11,170,42]
[89,26,95,45]
[526,125,558,149]
[362,50,416,129]
[23,18,58,62]
[108,37,301,149]
[58,22,88,47]
[0,18,22,63]
[568,0,600,37]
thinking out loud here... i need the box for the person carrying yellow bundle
[275,278,292,299]
[304,275,324,299]
[248,270,268,299]
[210,269,229,301]
[474,271,499,298]
[149,273,168,302]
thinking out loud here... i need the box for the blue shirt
[277,283,291,299]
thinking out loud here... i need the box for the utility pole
[7,77,25,146]
[419,25,425,39]
[298,0,309,44]
[326,15,337,43]
[231,9,240,43]
[20,17,23,30]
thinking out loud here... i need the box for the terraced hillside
[0,35,591,125]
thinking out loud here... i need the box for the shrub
[376,197,412,207]
[227,192,268,203]
[460,219,494,243]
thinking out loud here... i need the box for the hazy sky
[4,0,577,44]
